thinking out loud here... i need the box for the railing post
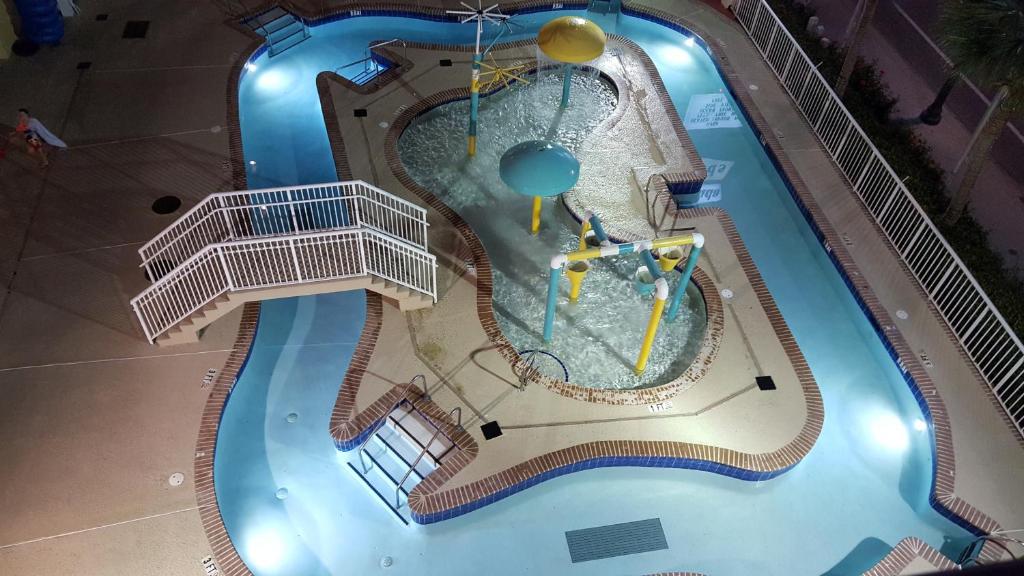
[289,237,304,281]
[218,246,234,290]
[358,231,368,275]
[287,190,300,233]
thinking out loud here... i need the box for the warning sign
[684,94,741,130]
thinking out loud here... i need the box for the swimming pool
[215,7,975,575]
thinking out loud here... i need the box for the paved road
[808,0,1024,272]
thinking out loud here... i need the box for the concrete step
[386,404,455,467]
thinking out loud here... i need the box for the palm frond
[940,0,1024,97]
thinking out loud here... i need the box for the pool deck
[321,36,823,521]
[0,0,1020,574]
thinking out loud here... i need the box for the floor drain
[721,288,734,299]
[380,556,393,568]
[896,309,909,320]
[122,21,150,39]
[276,487,289,500]
[152,195,181,215]
[168,472,185,486]
[286,412,298,423]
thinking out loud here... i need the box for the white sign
[702,158,734,181]
[684,93,741,130]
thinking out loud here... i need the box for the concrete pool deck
[0,0,1020,574]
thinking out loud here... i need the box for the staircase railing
[732,0,1024,436]
[358,375,430,474]
[395,406,461,509]
[139,181,428,282]
[131,228,437,342]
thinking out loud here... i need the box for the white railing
[139,181,429,282]
[733,0,1024,435]
[131,228,437,342]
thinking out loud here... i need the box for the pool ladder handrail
[357,374,429,475]
[394,406,461,509]
[957,529,1024,566]
[335,38,408,85]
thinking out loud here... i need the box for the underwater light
[869,411,909,452]
[257,69,288,92]
[685,37,695,47]
[913,418,927,432]
[245,62,257,72]
[246,528,285,570]
[660,44,693,66]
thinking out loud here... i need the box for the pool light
[257,68,288,92]
[913,418,928,432]
[660,44,693,66]
[245,528,285,571]
[685,36,695,47]
[869,411,909,452]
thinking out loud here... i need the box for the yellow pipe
[650,235,697,250]
[635,296,667,374]
[657,247,684,272]
[566,261,589,302]
[531,196,543,235]
[563,233,698,262]
[468,135,477,156]
[578,219,591,251]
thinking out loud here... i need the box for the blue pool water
[216,9,974,575]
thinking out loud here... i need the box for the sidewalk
[808,0,1024,275]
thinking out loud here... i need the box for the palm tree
[918,72,960,126]
[835,0,880,97]
[939,0,1024,225]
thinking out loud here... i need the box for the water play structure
[499,140,580,235]
[543,210,704,374]
[446,1,511,156]
[536,16,607,107]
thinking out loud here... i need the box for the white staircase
[132,181,436,345]
[349,397,459,525]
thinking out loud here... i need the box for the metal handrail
[732,0,1024,436]
[357,375,429,474]
[395,406,461,509]
[958,533,1022,566]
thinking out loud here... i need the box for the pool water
[215,9,975,576]
[398,72,707,389]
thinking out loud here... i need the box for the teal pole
[561,64,574,108]
[588,214,609,243]
[640,250,664,280]
[543,265,562,342]
[468,53,482,155]
[667,245,702,321]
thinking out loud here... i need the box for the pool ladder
[349,375,461,524]
[957,529,1024,567]
[335,39,408,86]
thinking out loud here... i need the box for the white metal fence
[732,0,1024,434]
[131,228,437,342]
[139,181,429,281]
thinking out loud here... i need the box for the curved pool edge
[621,0,1000,541]
[197,1,1004,573]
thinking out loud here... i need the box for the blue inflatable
[499,140,580,197]
[14,0,64,45]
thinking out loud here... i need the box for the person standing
[6,108,67,168]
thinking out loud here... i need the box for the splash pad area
[399,72,708,389]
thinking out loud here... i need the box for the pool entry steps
[131,181,437,345]
[238,6,310,57]
[349,376,460,525]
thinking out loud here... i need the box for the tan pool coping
[184,0,1024,574]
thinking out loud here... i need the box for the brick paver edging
[861,537,957,575]
[193,302,261,576]
[619,0,1003,550]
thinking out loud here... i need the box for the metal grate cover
[565,518,668,563]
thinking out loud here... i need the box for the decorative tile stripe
[621,0,1002,545]
[193,302,261,576]
[862,537,957,575]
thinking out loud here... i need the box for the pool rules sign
[684,93,741,130]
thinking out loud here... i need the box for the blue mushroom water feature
[499,140,580,235]
[13,0,64,45]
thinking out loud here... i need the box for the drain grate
[565,518,668,563]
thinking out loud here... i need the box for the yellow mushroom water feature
[536,16,607,107]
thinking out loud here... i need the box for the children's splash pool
[398,72,707,389]
[214,8,976,576]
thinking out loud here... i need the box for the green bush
[767,0,1024,337]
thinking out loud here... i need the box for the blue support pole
[640,250,664,280]
[588,214,609,244]
[667,245,702,321]
[468,53,482,155]
[543,265,562,342]
[561,64,574,108]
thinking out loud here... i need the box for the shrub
[766,0,1024,337]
